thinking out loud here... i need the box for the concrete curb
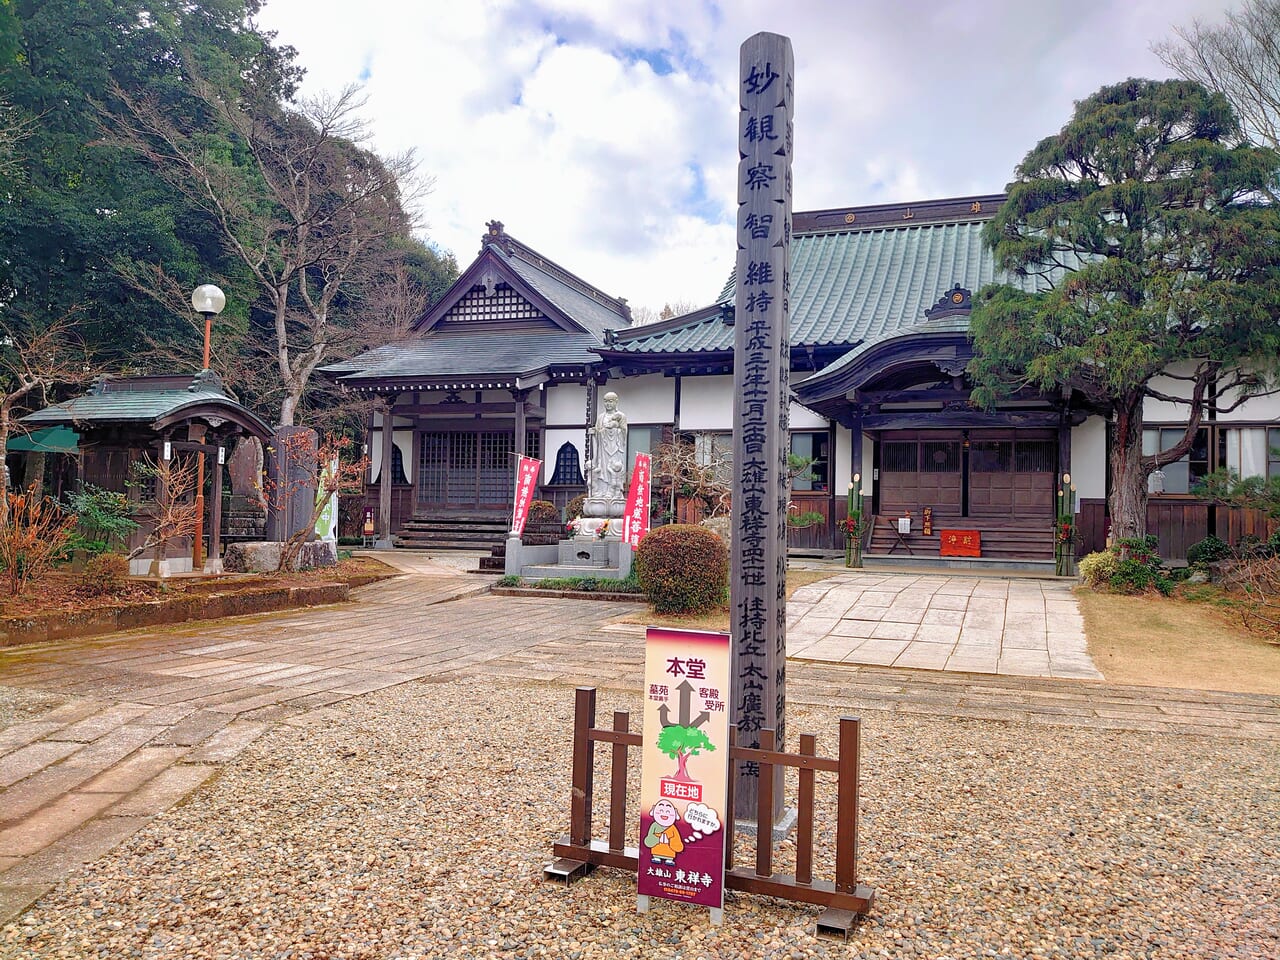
[0,582,353,649]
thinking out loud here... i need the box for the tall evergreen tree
[969,79,1280,542]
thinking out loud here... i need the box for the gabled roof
[601,195,1013,359]
[334,330,605,389]
[327,221,632,386]
[24,371,271,439]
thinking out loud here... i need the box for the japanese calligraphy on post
[637,627,731,912]
[729,31,793,819]
[623,452,652,547]
[509,455,543,536]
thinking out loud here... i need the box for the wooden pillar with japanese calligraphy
[378,395,397,547]
[730,32,793,822]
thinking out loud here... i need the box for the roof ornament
[483,219,514,256]
[924,284,972,320]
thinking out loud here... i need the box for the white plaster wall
[1143,361,1198,421]
[1214,388,1280,422]
[1071,416,1107,501]
[680,375,734,430]
[610,374,674,423]
[789,401,827,429]
[546,383,588,425]
[833,426,852,493]
[543,428,586,485]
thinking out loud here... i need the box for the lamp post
[190,284,226,571]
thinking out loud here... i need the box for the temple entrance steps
[865,514,1056,564]
[394,515,510,552]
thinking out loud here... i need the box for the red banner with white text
[623,452,652,547]
[510,456,543,536]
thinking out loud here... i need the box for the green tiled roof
[24,372,269,436]
[608,218,1012,356]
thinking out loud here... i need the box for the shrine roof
[332,330,603,388]
[23,371,271,437]
[325,220,630,384]
[598,194,1031,359]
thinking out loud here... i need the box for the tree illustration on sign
[657,722,716,783]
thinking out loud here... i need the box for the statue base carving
[581,496,626,518]
[568,516,623,541]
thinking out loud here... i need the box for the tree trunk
[673,749,692,782]
[1109,393,1148,545]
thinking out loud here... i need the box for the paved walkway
[787,571,1102,679]
[0,560,1275,924]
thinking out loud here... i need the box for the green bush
[495,575,520,587]
[566,495,587,522]
[75,552,130,597]
[1109,557,1173,596]
[634,524,728,614]
[1077,550,1119,587]
[527,499,560,524]
[1187,535,1230,568]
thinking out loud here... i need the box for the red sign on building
[623,452,652,547]
[509,455,543,536]
[939,529,981,557]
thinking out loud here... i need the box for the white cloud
[256,0,1239,314]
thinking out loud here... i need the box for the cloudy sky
[256,0,1234,316]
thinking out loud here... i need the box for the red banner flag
[623,452,652,547]
[510,455,543,536]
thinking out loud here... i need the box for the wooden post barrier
[545,687,875,936]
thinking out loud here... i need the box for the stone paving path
[787,572,1102,678]
[0,562,1276,924]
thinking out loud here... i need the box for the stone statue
[586,391,628,509]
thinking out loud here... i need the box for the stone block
[115,597,199,631]
[297,540,337,569]
[288,583,348,607]
[223,541,282,573]
[0,617,47,647]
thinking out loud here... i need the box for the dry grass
[614,567,844,631]
[1078,587,1280,695]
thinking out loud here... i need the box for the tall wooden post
[730,32,794,820]
[378,397,396,546]
[208,441,224,571]
[513,388,529,457]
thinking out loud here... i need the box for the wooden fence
[670,491,845,551]
[1077,498,1278,560]
[546,687,875,936]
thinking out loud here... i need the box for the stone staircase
[476,521,565,573]
[864,514,1056,570]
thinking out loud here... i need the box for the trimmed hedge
[634,524,728,614]
[527,499,560,524]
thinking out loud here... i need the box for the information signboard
[637,627,731,916]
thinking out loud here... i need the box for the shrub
[527,499,560,524]
[75,552,130,597]
[565,495,587,522]
[1109,557,1173,596]
[1187,535,1230,568]
[634,524,728,614]
[495,575,520,587]
[1077,550,1119,587]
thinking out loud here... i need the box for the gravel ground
[2,677,1276,960]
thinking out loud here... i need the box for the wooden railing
[547,687,875,935]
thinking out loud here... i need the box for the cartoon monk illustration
[644,798,685,866]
